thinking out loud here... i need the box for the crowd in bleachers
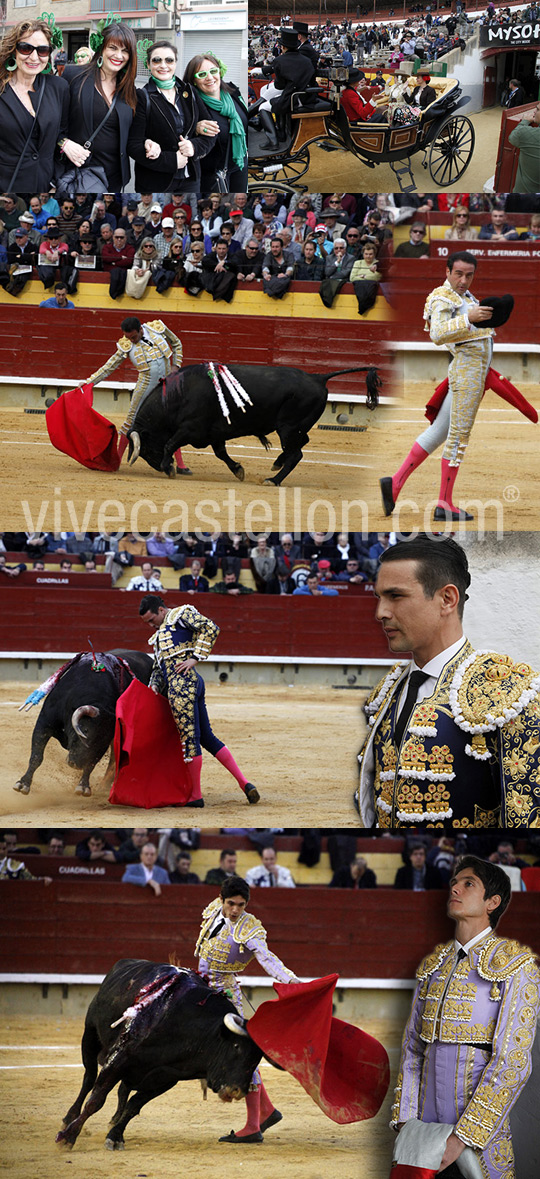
[2,827,540,893]
[0,529,397,595]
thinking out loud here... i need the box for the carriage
[248,69,475,195]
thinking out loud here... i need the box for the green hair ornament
[89,13,121,54]
[205,51,227,79]
[40,12,64,51]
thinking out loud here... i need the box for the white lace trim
[409,725,437,737]
[465,744,492,761]
[365,662,407,721]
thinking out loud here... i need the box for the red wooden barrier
[0,586,389,659]
[3,884,539,979]
[390,259,539,343]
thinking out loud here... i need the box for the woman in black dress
[61,20,137,191]
[128,40,215,194]
[184,53,248,193]
[405,73,437,109]
[0,18,69,190]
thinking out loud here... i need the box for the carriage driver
[84,316,191,472]
[196,874,300,1142]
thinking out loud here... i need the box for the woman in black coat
[405,74,437,109]
[61,21,137,190]
[0,19,69,190]
[184,53,248,193]
[128,40,215,193]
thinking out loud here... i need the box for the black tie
[457,947,466,962]
[394,670,430,748]
[208,917,225,939]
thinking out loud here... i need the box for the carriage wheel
[248,180,308,196]
[248,147,311,188]
[428,115,475,188]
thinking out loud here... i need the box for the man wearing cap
[38,226,71,289]
[85,317,189,467]
[127,216,148,250]
[8,211,40,248]
[312,223,334,260]
[153,218,176,264]
[229,208,254,249]
[321,206,347,241]
[6,227,38,296]
[293,21,319,85]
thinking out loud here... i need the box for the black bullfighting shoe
[219,1130,264,1143]
[380,476,395,517]
[176,466,193,475]
[433,506,474,522]
[244,783,260,804]
[185,798,204,808]
[260,1110,283,1132]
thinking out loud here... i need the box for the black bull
[56,959,264,1150]
[127,362,381,483]
[14,649,152,797]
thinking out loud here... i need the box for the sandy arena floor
[0,1015,401,1179]
[0,682,365,826]
[1,376,538,531]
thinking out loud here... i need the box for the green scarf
[202,88,247,171]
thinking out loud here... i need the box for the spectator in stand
[444,206,479,241]
[47,833,65,855]
[91,199,116,235]
[102,228,135,298]
[118,532,148,559]
[289,208,309,247]
[334,557,367,585]
[0,555,27,577]
[394,843,444,890]
[295,237,325,280]
[170,850,200,884]
[262,236,294,297]
[231,238,263,282]
[302,531,334,562]
[229,207,254,248]
[7,210,40,247]
[146,204,163,236]
[59,560,72,573]
[40,282,74,310]
[114,827,150,863]
[394,222,430,258]
[246,846,296,888]
[204,848,238,885]
[137,193,156,221]
[274,532,302,568]
[75,830,117,862]
[200,200,222,240]
[272,564,295,594]
[520,212,540,240]
[182,218,212,257]
[369,532,394,565]
[95,222,113,265]
[488,840,528,870]
[179,559,209,593]
[426,836,456,884]
[57,198,82,239]
[211,569,253,596]
[293,572,338,597]
[329,853,377,888]
[126,216,148,250]
[84,559,97,573]
[6,227,38,297]
[250,534,277,592]
[28,196,49,233]
[478,209,519,241]
[122,841,170,895]
[125,561,164,592]
[37,226,70,290]
[147,531,180,565]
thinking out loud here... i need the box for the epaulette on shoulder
[201,897,222,922]
[477,937,539,983]
[117,337,132,353]
[416,940,453,980]
[233,912,266,944]
[146,319,166,332]
[450,650,540,738]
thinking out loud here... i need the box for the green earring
[6,56,17,72]
[96,55,103,68]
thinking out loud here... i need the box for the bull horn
[128,431,140,465]
[223,1013,249,1038]
[72,704,100,741]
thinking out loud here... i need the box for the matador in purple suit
[391,855,539,1178]
[195,873,298,1144]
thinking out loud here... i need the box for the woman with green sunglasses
[184,53,248,193]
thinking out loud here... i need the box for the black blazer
[63,65,133,188]
[127,78,213,193]
[0,74,69,191]
[407,84,437,109]
[197,84,248,187]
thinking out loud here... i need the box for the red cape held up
[110,679,191,808]
[46,383,121,471]
[247,973,389,1124]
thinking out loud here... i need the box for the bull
[127,362,381,483]
[14,649,152,796]
[56,959,264,1151]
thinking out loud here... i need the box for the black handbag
[54,94,118,193]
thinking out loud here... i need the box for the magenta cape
[247,973,390,1124]
[46,383,121,471]
[109,679,191,807]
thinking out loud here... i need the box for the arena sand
[0,682,366,826]
[0,1015,402,1179]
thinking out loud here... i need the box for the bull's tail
[314,367,381,411]
[257,434,271,450]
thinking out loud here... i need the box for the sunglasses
[151,55,175,65]
[194,67,220,80]
[16,41,51,58]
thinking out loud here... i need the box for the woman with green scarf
[184,52,248,193]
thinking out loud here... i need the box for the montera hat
[479,293,514,327]
[280,29,299,49]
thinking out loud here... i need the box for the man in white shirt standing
[390,855,539,1177]
[246,846,296,888]
[355,535,540,829]
[125,561,164,593]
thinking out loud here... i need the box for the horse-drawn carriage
[248,68,475,194]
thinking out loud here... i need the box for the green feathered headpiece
[89,13,122,54]
[204,51,227,78]
[40,11,64,51]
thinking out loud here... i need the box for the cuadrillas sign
[480,23,540,48]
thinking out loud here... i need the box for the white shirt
[245,864,296,888]
[126,574,163,592]
[396,635,467,720]
[455,926,492,957]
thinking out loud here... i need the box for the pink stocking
[234,1088,261,1136]
[185,754,202,802]
[174,448,187,469]
[438,457,460,511]
[259,1082,275,1122]
[215,746,249,790]
[392,441,429,501]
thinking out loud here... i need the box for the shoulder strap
[83,91,118,150]
[8,74,46,190]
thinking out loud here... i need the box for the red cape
[46,383,121,471]
[425,368,538,424]
[109,679,192,808]
[390,1168,438,1178]
[247,974,389,1124]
